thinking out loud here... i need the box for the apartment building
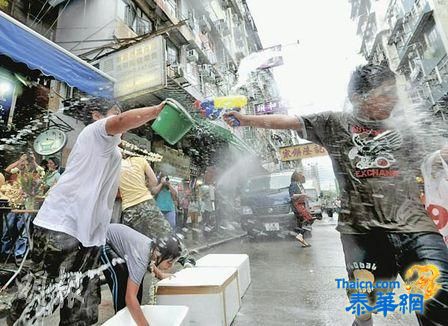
[349,0,448,120]
[54,0,289,170]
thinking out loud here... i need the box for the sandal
[295,234,311,247]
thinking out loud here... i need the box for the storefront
[153,142,191,180]
[0,10,114,165]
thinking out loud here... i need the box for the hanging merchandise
[193,95,247,127]
[120,140,163,162]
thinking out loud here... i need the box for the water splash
[15,257,125,325]
[231,45,286,92]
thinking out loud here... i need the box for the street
[200,221,417,326]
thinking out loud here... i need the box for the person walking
[224,63,448,326]
[289,170,312,247]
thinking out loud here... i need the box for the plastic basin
[151,99,194,145]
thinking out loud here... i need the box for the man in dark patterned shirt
[224,63,448,326]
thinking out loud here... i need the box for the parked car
[240,172,296,237]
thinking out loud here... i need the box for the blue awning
[0,11,115,98]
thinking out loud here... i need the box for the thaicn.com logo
[335,263,442,317]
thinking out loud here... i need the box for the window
[166,42,179,65]
[426,25,440,48]
[244,173,292,192]
[117,0,153,36]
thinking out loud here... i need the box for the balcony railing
[155,0,178,23]
[396,2,432,69]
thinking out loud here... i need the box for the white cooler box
[196,254,251,297]
[156,267,240,326]
[102,305,189,326]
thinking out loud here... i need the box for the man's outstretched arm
[223,111,303,130]
[106,102,165,136]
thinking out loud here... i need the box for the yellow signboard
[279,143,328,161]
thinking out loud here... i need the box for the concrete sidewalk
[180,220,247,252]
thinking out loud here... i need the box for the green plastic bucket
[151,99,195,145]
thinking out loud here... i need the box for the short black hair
[82,97,120,125]
[153,235,182,265]
[86,97,117,114]
[348,63,396,98]
[48,157,60,168]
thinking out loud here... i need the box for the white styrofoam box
[102,305,189,326]
[196,254,251,297]
[156,267,240,326]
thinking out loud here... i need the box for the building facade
[54,0,293,172]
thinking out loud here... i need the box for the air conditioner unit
[168,64,185,79]
[410,66,421,81]
[175,66,190,84]
[187,49,199,62]
[176,66,184,78]
[202,64,212,74]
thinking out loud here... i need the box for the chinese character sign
[279,144,328,161]
[99,36,165,99]
[254,100,286,115]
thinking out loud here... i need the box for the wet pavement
[201,219,417,326]
[0,218,419,325]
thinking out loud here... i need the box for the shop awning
[0,11,115,97]
[195,118,255,154]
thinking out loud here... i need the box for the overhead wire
[44,0,72,37]
[31,0,52,29]
[30,0,50,27]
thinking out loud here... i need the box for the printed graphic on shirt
[348,126,402,179]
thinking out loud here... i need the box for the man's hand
[152,265,175,280]
[223,111,247,127]
[159,272,175,280]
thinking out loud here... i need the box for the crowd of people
[0,98,229,326]
[0,153,60,261]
